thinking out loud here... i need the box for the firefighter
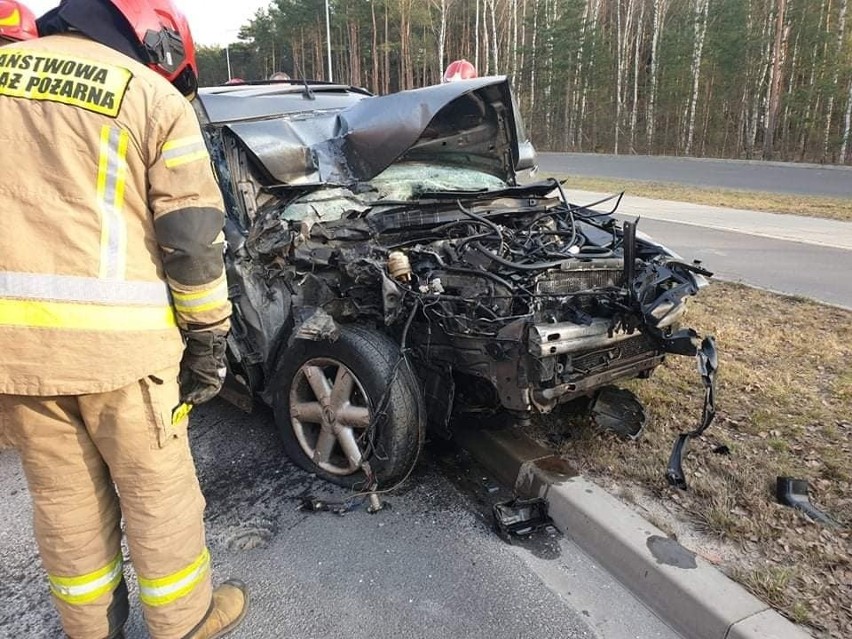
[0,0,248,637]
[442,58,478,82]
[0,0,37,44]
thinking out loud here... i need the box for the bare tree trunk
[570,0,594,148]
[383,2,390,94]
[701,72,714,156]
[400,0,413,90]
[512,0,519,83]
[841,78,852,162]
[798,0,829,159]
[315,17,323,80]
[749,6,774,156]
[616,0,639,155]
[544,0,559,143]
[782,1,801,157]
[580,0,602,151]
[646,0,670,152]
[489,0,499,73]
[437,0,447,76]
[475,0,481,72]
[519,0,527,81]
[763,0,789,160]
[482,0,490,74]
[822,0,848,161]
[683,0,710,156]
[348,19,361,87]
[371,2,379,93]
[630,1,646,153]
[616,0,624,154]
[530,0,539,118]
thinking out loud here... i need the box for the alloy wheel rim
[289,357,373,476]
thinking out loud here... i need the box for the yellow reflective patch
[164,149,209,168]
[138,548,210,607]
[0,9,21,27]
[96,125,130,279]
[49,553,123,606]
[171,286,222,302]
[0,48,132,117]
[162,136,203,152]
[172,279,229,314]
[174,298,231,314]
[162,136,209,169]
[0,299,177,331]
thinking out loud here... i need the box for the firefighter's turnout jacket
[0,34,231,395]
[0,33,232,638]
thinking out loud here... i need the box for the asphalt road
[538,152,852,198]
[0,400,679,639]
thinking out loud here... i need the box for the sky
[25,0,271,46]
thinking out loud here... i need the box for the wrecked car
[193,78,715,491]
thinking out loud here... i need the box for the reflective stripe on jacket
[0,35,231,395]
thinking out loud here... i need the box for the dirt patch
[532,282,851,638]
[549,174,852,222]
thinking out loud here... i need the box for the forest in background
[195,0,852,164]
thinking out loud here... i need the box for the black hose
[472,241,568,271]
[456,200,506,253]
[553,180,579,250]
[443,266,515,291]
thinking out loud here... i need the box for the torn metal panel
[220,77,530,187]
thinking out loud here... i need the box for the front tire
[272,325,424,488]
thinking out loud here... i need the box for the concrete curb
[455,427,813,639]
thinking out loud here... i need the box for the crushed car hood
[220,77,535,187]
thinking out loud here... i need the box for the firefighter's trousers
[0,367,213,639]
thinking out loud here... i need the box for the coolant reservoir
[388,251,412,282]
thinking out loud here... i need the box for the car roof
[195,81,373,125]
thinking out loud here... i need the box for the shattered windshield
[279,162,507,222]
[368,163,507,200]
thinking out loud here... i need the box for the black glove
[178,331,228,405]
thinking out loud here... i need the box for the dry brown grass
[549,174,852,222]
[533,282,852,638]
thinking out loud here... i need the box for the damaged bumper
[666,335,718,489]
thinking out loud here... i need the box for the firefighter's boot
[182,580,248,639]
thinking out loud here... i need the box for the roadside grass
[546,174,852,222]
[533,282,852,638]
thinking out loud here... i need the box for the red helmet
[0,1,37,42]
[106,0,198,97]
[443,59,477,83]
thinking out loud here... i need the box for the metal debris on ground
[590,386,646,440]
[665,336,718,490]
[367,492,384,514]
[298,496,363,516]
[775,477,839,528]
[492,497,554,543]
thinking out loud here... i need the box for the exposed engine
[234,178,710,419]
